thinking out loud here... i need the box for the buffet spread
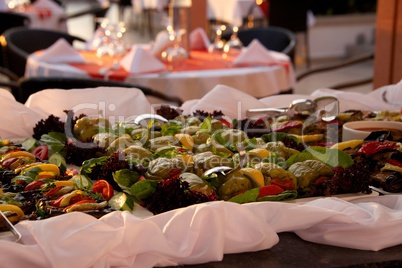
[1,83,402,267]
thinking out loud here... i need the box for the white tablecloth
[25,54,296,101]
[207,0,264,26]
[0,82,402,267]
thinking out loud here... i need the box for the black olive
[382,172,402,193]
[364,131,390,142]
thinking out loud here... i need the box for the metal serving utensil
[132,114,169,125]
[246,96,339,122]
[246,98,317,118]
[0,211,21,243]
[314,96,339,122]
[202,144,247,177]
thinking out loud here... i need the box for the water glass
[160,29,189,70]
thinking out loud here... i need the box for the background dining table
[0,0,68,32]
[25,48,296,102]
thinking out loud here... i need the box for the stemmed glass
[222,26,243,64]
[160,28,189,70]
[208,24,226,61]
[94,19,127,58]
[6,0,29,11]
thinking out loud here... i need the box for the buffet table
[25,48,295,101]
[1,84,402,267]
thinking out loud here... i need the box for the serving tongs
[131,114,168,126]
[202,144,248,177]
[246,96,339,122]
[0,211,21,243]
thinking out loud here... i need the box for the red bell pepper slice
[272,121,302,133]
[257,184,285,199]
[45,185,65,197]
[63,199,97,212]
[386,159,402,168]
[357,141,399,156]
[24,180,45,191]
[92,180,114,201]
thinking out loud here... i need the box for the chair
[0,27,86,78]
[296,52,374,89]
[268,0,312,67]
[7,76,183,106]
[0,12,31,67]
[221,26,297,62]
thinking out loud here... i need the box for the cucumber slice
[48,152,67,173]
[69,174,93,190]
[108,192,134,211]
[22,138,38,151]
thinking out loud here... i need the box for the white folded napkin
[32,38,85,64]
[0,93,43,139]
[120,45,165,74]
[367,79,402,107]
[32,0,61,10]
[150,30,172,57]
[189,27,211,50]
[259,94,312,108]
[24,87,154,124]
[183,84,266,119]
[232,39,290,66]
[310,88,400,112]
[2,196,402,267]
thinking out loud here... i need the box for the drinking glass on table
[222,26,243,65]
[160,28,189,70]
[208,24,226,61]
[6,0,29,11]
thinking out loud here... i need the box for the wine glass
[95,20,127,58]
[208,24,226,61]
[160,28,189,70]
[6,0,29,11]
[222,26,243,65]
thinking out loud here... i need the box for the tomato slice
[271,178,295,191]
[92,180,114,201]
[31,145,49,161]
[257,185,285,198]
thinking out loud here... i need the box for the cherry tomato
[92,180,114,201]
[31,145,49,161]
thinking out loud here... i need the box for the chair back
[16,77,183,106]
[0,12,30,67]
[222,26,296,61]
[0,12,31,35]
[268,0,309,33]
[1,27,86,77]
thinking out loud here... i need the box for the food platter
[0,103,402,227]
